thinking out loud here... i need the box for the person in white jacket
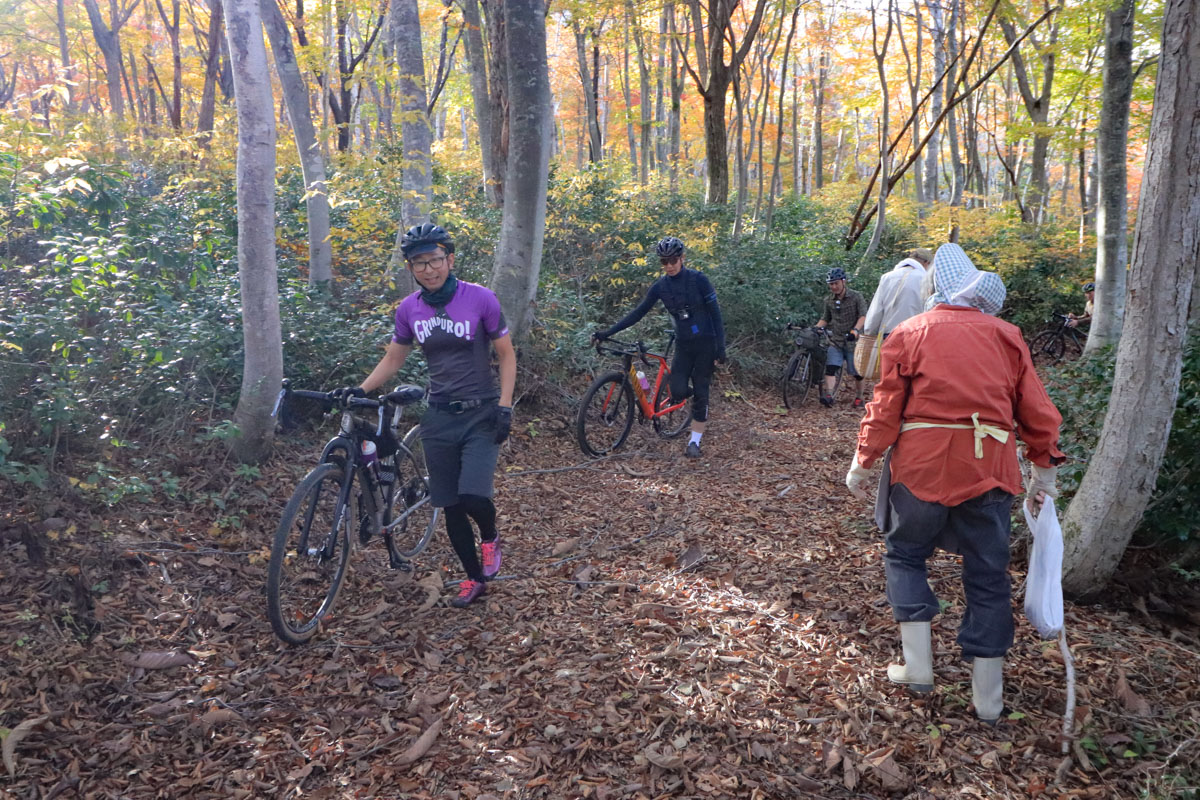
[864,248,932,337]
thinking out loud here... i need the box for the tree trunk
[630,1,653,182]
[1087,0,1135,354]
[155,0,183,128]
[82,0,133,120]
[667,4,684,190]
[56,0,75,110]
[490,0,550,341]
[197,0,224,144]
[481,0,508,203]
[1061,0,1200,597]
[863,1,893,261]
[573,23,603,162]
[620,23,638,179]
[812,48,827,191]
[924,0,944,202]
[462,0,498,201]
[392,0,433,227]
[223,0,282,463]
[764,5,800,239]
[260,0,333,288]
[945,0,964,206]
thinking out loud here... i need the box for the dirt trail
[3,393,1199,798]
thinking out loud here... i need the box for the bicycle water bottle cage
[385,385,425,405]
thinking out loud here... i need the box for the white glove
[1026,463,1059,499]
[846,457,872,500]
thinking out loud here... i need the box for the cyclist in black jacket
[593,237,726,458]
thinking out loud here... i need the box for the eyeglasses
[660,257,681,266]
[409,255,447,272]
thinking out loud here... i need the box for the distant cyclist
[593,236,726,458]
[348,223,516,608]
[814,267,867,408]
[1066,282,1095,328]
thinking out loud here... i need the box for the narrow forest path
[3,391,1199,799]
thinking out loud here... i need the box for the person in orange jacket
[845,243,1066,723]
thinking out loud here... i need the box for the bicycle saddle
[385,384,426,405]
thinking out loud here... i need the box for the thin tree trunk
[490,0,550,341]
[1087,0,1135,353]
[945,0,964,206]
[224,0,282,462]
[156,0,183,127]
[461,0,498,202]
[481,0,508,202]
[260,0,333,288]
[197,0,224,145]
[924,0,944,202]
[573,23,602,162]
[620,21,638,178]
[56,0,75,110]
[863,0,894,262]
[765,4,800,238]
[392,0,433,227]
[631,0,653,182]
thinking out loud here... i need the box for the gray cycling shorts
[419,402,500,508]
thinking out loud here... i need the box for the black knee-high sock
[459,494,498,542]
[443,504,483,581]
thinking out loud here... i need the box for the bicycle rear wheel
[384,442,440,559]
[1029,330,1065,367]
[781,351,814,409]
[266,461,352,645]
[652,376,692,438]
[576,371,635,456]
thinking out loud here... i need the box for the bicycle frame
[598,337,687,420]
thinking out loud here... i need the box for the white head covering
[925,243,1006,315]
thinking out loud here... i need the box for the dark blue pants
[884,483,1014,659]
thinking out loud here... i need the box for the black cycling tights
[443,494,497,582]
[669,338,716,423]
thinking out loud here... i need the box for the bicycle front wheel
[781,352,814,409]
[266,461,353,645]
[384,442,440,558]
[576,372,636,456]
[652,376,692,438]
[1029,330,1065,367]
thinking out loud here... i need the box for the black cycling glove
[494,405,513,444]
[332,386,367,403]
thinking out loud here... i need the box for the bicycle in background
[265,381,439,645]
[576,334,692,456]
[1028,313,1085,367]
[780,323,841,409]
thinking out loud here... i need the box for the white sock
[689,431,703,445]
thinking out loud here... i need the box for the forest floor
[3,387,1200,800]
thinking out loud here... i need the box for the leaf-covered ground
[4,391,1200,799]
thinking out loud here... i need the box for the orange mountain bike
[576,334,692,456]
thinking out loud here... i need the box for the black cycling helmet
[1083,282,1095,292]
[400,223,455,259]
[655,236,685,259]
[827,267,848,283]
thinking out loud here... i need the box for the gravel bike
[576,334,692,456]
[266,381,439,645]
[779,323,842,409]
[1028,313,1085,367]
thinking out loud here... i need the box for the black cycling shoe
[685,442,701,458]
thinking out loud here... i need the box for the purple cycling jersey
[392,280,509,402]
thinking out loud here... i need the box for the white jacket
[864,258,927,336]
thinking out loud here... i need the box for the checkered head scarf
[925,243,1006,315]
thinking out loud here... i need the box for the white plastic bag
[1023,498,1064,638]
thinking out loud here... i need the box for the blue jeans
[884,483,1015,659]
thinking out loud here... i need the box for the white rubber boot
[887,622,934,693]
[972,657,1004,723]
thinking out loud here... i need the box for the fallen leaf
[199,708,242,728]
[676,542,705,570]
[552,538,579,556]
[216,612,238,628]
[394,717,442,767]
[864,747,909,791]
[123,651,196,670]
[3,714,49,776]
[1115,670,1151,716]
[643,742,685,769]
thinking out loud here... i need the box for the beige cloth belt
[900,412,1010,459]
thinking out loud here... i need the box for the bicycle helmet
[1083,282,1095,292]
[827,267,848,283]
[655,236,685,259]
[400,223,455,259]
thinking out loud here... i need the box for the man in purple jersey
[353,223,516,608]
